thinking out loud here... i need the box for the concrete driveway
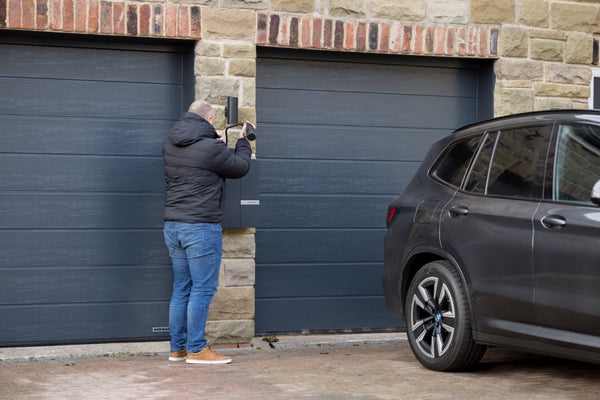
[1,333,599,399]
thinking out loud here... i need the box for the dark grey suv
[383,110,600,371]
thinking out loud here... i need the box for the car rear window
[433,136,481,188]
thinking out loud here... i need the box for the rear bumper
[382,231,406,321]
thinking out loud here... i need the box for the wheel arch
[401,249,477,329]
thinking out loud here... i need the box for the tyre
[405,260,486,371]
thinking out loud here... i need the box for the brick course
[0,0,201,38]
[256,12,499,58]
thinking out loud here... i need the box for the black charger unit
[222,97,259,228]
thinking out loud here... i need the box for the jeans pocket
[181,225,221,259]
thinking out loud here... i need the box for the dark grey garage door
[0,33,194,346]
[255,48,493,333]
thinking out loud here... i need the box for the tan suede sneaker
[169,349,187,361]
[186,348,232,364]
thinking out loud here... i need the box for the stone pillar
[206,229,256,345]
[195,6,258,346]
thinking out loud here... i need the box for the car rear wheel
[405,260,486,371]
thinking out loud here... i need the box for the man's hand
[241,121,256,139]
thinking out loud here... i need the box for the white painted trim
[589,68,600,109]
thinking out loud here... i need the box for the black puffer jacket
[163,112,252,223]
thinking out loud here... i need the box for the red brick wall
[257,12,499,58]
[0,0,201,38]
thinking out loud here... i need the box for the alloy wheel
[409,276,456,359]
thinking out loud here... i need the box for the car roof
[453,109,600,136]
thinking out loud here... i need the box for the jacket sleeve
[207,138,252,179]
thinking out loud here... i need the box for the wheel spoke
[411,314,433,330]
[415,322,435,358]
[418,284,433,308]
[435,329,445,356]
[411,293,435,331]
[441,323,455,335]
[441,312,455,327]
[412,294,426,311]
[417,277,438,315]
[438,284,447,304]
[415,326,428,343]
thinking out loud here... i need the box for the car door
[533,123,600,340]
[440,125,552,337]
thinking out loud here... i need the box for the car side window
[485,127,549,199]
[464,126,551,199]
[555,124,600,204]
[464,132,497,194]
[433,136,482,187]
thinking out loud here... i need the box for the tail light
[386,206,397,227]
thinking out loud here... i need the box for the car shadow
[477,346,600,377]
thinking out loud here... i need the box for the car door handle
[541,215,567,229]
[449,206,469,217]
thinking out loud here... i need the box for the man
[162,100,252,364]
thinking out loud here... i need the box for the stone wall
[2,0,600,345]
[485,0,599,115]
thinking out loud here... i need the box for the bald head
[188,101,215,125]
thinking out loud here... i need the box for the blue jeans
[163,221,222,354]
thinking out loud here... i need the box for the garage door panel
[255,297,401,333]
[1,116,172,156]
[256,263,384,297]
[0,266,171,305]
[258,59,477,96]
[0,303,169,346]
[0,35,191,345]
[256,50,490,333]
[0,231,169,268]
[259,195,389,228]
[1,77,181,119]
[256,229,384,264]
[258,87,476,129]
[259,124,448,162]
[259,159,417,195]
[0,44,183,83]
[0,194,163,229]
[0,154,164,192]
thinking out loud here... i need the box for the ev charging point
[222,96,259,228]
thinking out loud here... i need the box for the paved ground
[1,334,600,399]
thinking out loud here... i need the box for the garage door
[0,33,194,346]
[255,48,493,333]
